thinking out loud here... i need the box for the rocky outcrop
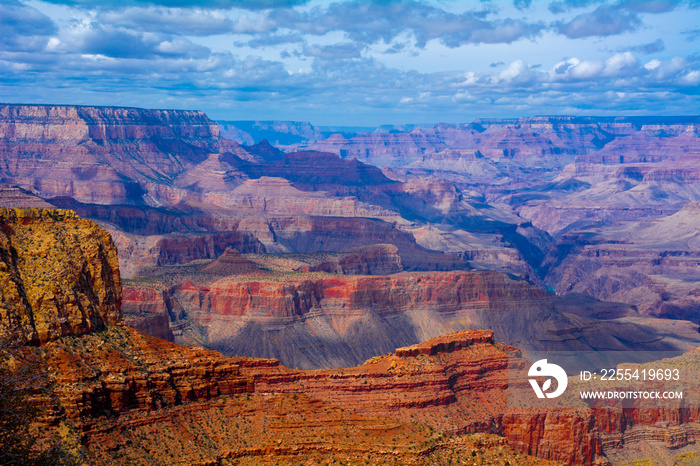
[394,329,495,357]
[121,287,175,342]
[0,208,121,344]
[244,329,606,465]
[0,185,55,208]
[307,244,402,275]
[25,317,700,465]
[153,231,265,266]
[45,325,251,419]
[18,322,566,465]
[199,247,261,275]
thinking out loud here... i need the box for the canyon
[0,209,696,465]
[2,104,700,464]
[2,105,700,350]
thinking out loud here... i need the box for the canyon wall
[0,104,252,204]
[122,269,700,370]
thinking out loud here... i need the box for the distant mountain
[218,120,327,145]
[217,120,394,146]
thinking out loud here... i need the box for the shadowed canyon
[2,104,700,464]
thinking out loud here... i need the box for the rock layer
[123,269,700,370]
[0,104,247,204]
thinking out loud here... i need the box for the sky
[1,0,699,126]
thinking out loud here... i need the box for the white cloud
[570,60,605,79]
[679,70,700,85]
[603,51,639,76]
[644,59,661,70]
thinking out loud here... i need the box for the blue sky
[1,0,699,125]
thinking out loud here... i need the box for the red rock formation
[154,231,265,266]
[122,269,700,370]
[27,325,568,465]
[121,287,175,342]
[45,325,251,419]
[242,329,606,465]
[307,243,402,275]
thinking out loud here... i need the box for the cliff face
[122,269,700,370]
[542,202,700,323]
[35,329,565,466]
[27,317,700,465]
[243,329,604,465]
[0,208,121,344]
[0,104,244,204]
[45,325,251,419]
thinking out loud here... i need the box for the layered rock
[543,202,700,322]
[307,244,403,275]
[0,208,121,344]
[0,185,55,208]
[244,329,605,465]
[218,120,326,146]
[36,326,580,465]
[122,269,700,370]
[44,325,252,419]
[0,104,253,204]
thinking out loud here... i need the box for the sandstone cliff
[243,329,605,465]
[0,208,121,344]
[33,326,571,465]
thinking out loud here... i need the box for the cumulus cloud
[498,60,536,85]
[262,0,544,48]
[549,52,643,81]
[555,6,641,38]
[99,7,235,36]
[59,19,211,59]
